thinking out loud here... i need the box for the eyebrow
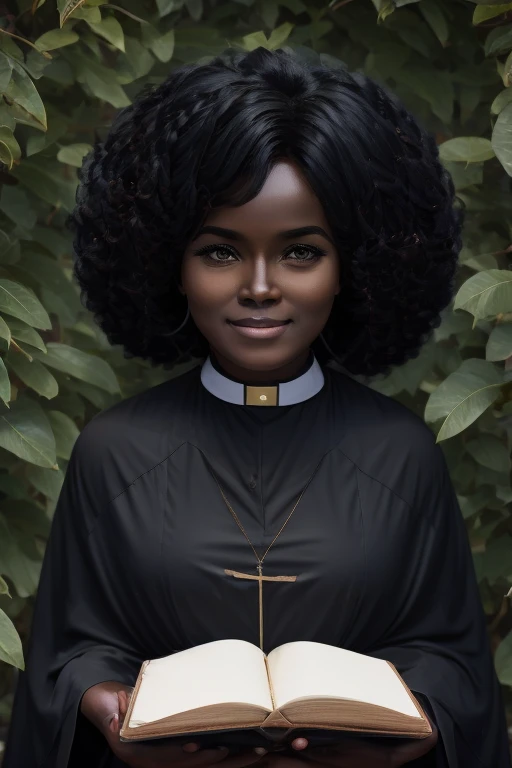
[194,225,334,245]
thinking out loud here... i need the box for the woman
[4,47,509,768]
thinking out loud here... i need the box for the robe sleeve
[3,423,145,768]
[365,440,510,767]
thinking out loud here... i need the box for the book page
[267,641,419,718]
[129,639,273,727]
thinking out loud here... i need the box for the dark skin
[81,160,438,766]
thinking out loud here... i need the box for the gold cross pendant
[225,563,297,650]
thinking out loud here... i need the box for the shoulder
[326,366,446,509]
[69,364,201,498]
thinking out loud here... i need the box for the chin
[219,344,305,372]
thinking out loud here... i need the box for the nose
[237,256,281,306]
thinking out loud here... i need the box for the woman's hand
[82,682,269,768]
[266,730,438,768]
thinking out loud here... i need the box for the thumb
[101,711,120,735]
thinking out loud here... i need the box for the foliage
[0,0,511,747]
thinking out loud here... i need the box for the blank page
[129,639,273,727]
[267,641,419,718]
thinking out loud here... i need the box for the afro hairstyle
[68,46,463,378]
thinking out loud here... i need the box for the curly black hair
[68,46,463,378]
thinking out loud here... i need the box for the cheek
[181,263,234,309]
[287,266,339,313]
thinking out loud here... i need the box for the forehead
[204,160,330,232]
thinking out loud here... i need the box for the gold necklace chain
[209,466,319,566]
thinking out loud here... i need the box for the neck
[209,349,311,385]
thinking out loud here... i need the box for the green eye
[284,245,327,262]
[193,245,238,263]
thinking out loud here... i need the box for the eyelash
[192,243,328,265]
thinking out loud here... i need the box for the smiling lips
[228,317,291,339]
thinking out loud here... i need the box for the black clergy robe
[3,359,510,767]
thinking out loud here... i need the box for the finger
[182,742,202,752]
[290,738,308,751]
[254,747,268,755]
[101,712,119,735]
[117,689,130,721]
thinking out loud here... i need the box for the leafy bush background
[0,0,511,753]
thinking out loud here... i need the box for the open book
[119,639,432,743]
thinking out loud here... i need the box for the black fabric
[3,363,510,767]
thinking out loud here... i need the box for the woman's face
[181,160,340,382]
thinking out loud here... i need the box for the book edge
[385,660,432,734]
[119,659,150,737]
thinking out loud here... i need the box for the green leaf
[156,0,183,16]
[0,575,10,596]
[56,142,92,167]
[0,472,29,500]
[5,347,59,400]
[58,0,88,25]
[0,357,10,406]
[141,25,175,63]
[268,23,295,49]
[15,250,80,314]
[485,23,512,56]
[116,37,154,84]
[0,186,37,234]
[438,137,495,163]
[26,114,68,158]
[241,31,269,50]
[0,35,23,66]
[0,126,21,171]
[444,160,483,190]
[30,343,120,394]
[0,397,57,468]
[487,324,512,361]
[62,47,131,107]
[398,66,454,122]
[495,630,512,686]
[87,17,126,52]
[12,157,78,212]
[492,102,512,176]
[185,0,203,20]
[502,49,512,87]
[47,410,79,460]
[0,515,42,598]
[0,607,24,669]
[0,231,20,266]
[4,63,47,132]
[7,318,46,353]
[424,358,503,441]
[491,88,512,116]
[0,51,13,92]
[473,3,512,23]
[26,464,64,501]
[458,486,498,519]
[466,434,511,473]
[454,269,512,322]
[34,28,79,52]
[65,378,117,409]
[0,315,11,347]
[419,0,449,45]
[0,279,52,330]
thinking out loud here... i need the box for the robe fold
[3,362,510,767]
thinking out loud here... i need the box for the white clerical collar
[200,354,324,406]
